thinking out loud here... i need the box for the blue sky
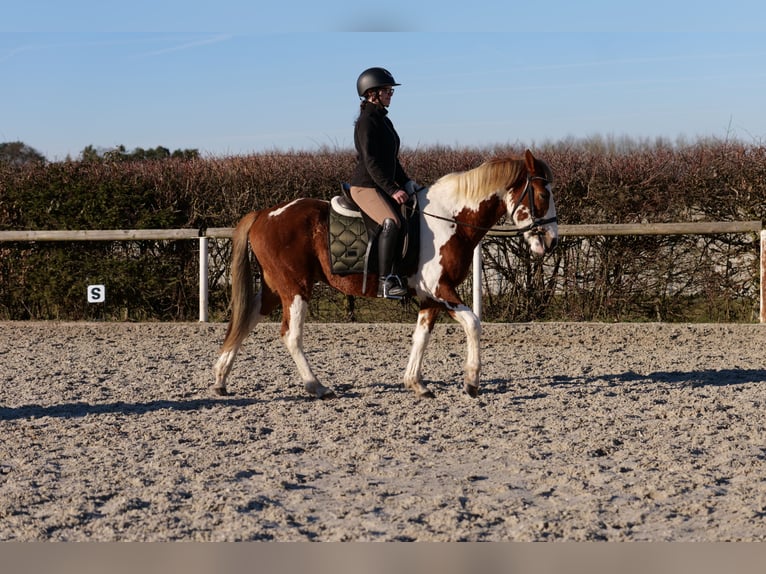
[3,1,766,161]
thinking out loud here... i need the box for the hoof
[305,382,336,400]
[213,386,229,397]
[405,379,434,398]
[464,384,479,398]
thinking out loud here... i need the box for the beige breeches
[349,186,401,227]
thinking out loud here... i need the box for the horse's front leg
[447,304,482,397]
[403,306,441,398]
[282,295,336,399]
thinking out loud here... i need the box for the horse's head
[508,150,558,256]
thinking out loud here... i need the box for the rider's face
[375,86,394,107]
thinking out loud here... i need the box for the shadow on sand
[479,367,766,397]
[0,397,260,421]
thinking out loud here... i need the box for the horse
[213,149,557,399]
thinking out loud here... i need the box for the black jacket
[350,102,409,196]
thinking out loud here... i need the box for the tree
[78,144,199,162]
[79,145,102,162]
[0,141,46,165]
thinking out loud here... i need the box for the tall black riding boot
[377,218,407,299]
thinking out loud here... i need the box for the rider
[349,66,416,299]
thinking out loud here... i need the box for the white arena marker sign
[87,284,106,303]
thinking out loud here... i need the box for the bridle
[508,175,558,234]
[407,174,557,236]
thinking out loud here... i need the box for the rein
[406,176,558,236]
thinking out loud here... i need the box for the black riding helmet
[356,67,401,97]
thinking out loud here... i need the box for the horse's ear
[524,149,536,172]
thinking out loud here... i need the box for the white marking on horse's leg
[403,311,435,398]
[451,305,482,397]
[213,349,237,395]
[282,295,335,399]
[213,290,266,396]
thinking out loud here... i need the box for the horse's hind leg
[281,295,336,399]
[213,289,269,396]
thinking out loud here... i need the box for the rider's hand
[392,190,408,204]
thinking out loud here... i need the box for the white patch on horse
[542,183,558,226]
[451,304,482,388]
[410,184,464,298]
[213,349,236,390]
[529,182,558,256]
[269,199,305,218]
[281,295,315,386]
[403,311,434,395]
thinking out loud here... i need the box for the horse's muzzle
[527,227,558,256]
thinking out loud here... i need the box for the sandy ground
[1,320,765,541]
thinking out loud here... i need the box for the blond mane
[434,157,527,203]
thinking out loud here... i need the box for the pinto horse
[213,149,557,399]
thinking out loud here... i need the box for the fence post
[199,236,209,322]
[761,230,765,323]
[472,242,482,321]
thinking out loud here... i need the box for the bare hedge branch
[0,138,762,322]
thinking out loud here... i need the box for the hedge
[0,137,763,322]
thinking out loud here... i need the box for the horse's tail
[221,211,260,351]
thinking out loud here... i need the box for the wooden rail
[0,229,203,241]
[494,220,763,237]
[1,221,763,323]
[2,221,758,241]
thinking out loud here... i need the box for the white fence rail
[1,222,763,323]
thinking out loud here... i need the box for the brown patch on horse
[433,195,508,301]
[524,150,555,220]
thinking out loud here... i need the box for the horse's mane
[434,157,527,203]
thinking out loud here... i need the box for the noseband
[509,176,558,234]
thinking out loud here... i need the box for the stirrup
[378,275,407,299]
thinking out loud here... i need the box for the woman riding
[349,66,416,299]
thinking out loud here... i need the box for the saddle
[328,183,420,289]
